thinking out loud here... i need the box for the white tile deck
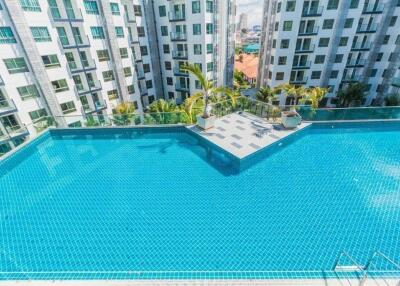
[187,112,311,159]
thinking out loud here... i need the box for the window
[339,37,348,46]
[159,5,166,16]
[161,26,168,36]
[146,80,153,89]
[329,70,338,78]
[286,1,295,11]
[274,22,279,31]
[134,5,142,16]
[83,0,99,14]
[30,27,51,42]
[383,35,390,45]
[207,43,213,54]
[276,72,284,80]
[102,70,114,81]
[19,0,41,12]
[207,62,213,72]
[17,84,39,100]
[60,101,76,114]
[323,19,334,29]
[42,54,60,68]
[206,0,213,12]
[140,46,148,56]
[192,1,200,13]
[350,0,359,8]
[91,26,105,39]
[165,61,171,70]
[124,67,132,77]
[4,58,29,74]
[194,44,202,55]
[193,24,201,35]
[97,49,110,61]
[110,2,120,15]
[315,55,325,64]
[127,85,135,94]
[29,108,48,122]
[280,39,289,48]
[278,56,287,65]
[0,27,17,44]
[344,18,354,28]
[115,26,124,38]
[318,38,330,47]
[276,2,281,12]
[376,53,383,62]
[168,92,174,99]
[283,21,292,31]
[334,54,343,63]
[327,0,339,10]
[56,27,69,45]
[206,23,213,34]
[389,16,397,27]
[52,79,69,93]
[166,77,173,85]
[108,89,119,100]
[311,71,321,79]
[195,80,201,89]
[120,48,128,58]
[163,44,170,54]
[369,69,377,77]
[143,64,150,73]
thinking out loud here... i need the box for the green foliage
[148,99,178,113]
[256,87,276,103]
[384,94,400,106]
[233,70,250,90]
[113,102,135,125]
[337,82,366,107]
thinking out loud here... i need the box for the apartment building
[0,0,236,155]
[258,0,400,106]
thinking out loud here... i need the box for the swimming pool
[0,122,399,280]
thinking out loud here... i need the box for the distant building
[238,13,248,32]
[235,54,259,85]
[252,25,262,32]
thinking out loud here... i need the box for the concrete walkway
[187,112,311,159]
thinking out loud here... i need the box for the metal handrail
[366,251,400,271]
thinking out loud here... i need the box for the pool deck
[0,279,398,286]
[187,112,311,159]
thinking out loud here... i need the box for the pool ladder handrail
[334,250,400,285]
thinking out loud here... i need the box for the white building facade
[0,0,235,155]
[258,0,400,106]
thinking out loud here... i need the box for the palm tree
[337,82,366,107]
[303,87,329,110]
[148,99,177,113]
[275,83,307,105]
[233,70,250,90]
[256,87,276,103]
[113,102,135,125]
[181,63,228,119]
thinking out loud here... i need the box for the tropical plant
[302,87,329,110]
[113,102,135,125]
[337,82,366,107]
[256,87,276,103]
[181,63,229,119]
[275,83,307,106]
[148,99,177,113]
[384,94,400,106]
[233,70,250,90]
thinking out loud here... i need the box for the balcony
[0,99,17,116]
[362,3,384,14]
[0,125,29,143]
[392,77,400,88]
[175,83,190,92]
[351,41,372,51]
[83,100,107,114]
[50,7,84,22]
[356,23,378,33]
[59,34,90,49]
[169,11,185,21]
[172,50,188,59]
[75,81,102,96]
[68,59,96,74]
[289,76,308,84]
[295,44,315,53]
[302,6,323,17]
[292,61,311,70]
[298,26,319,36]
[170,32,187,41]
[346,58,366,68]
[136,69,145,79]
[173,67,189,77]
[342,74,362,83]
[0,75,4,86]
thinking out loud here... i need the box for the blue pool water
[0,123,400,280]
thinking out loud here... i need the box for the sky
[236,0,263,28]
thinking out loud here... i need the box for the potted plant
[281,110,302,128]
[181,64,228,129]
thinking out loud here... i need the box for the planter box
[196,115,216,130]
[281,112,302,129]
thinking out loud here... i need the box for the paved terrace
[187,112,311,159]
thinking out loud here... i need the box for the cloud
[236,0,263,27]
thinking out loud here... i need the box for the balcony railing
[292,61,311,69]
[392,77,400,88]
[342,74,362,83]
[175,83,189,92]
[362,3,384,14]
[346,58,366,67]
[302,6,323,17]
[169,11,186,21]
[170,32,187,41]
[50,7,84,22]
[351,41,372,51]
[295,44,315,53]
[356,23,378,33]
[298,26,319,36]
[0,99,17,116]
[0,75,4,86]
[173,67,189,77]
[68,59,96,74]
[172,50,188,59]
[289,76,308,84]
[59,34,90,49]
[75,81,102,96]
